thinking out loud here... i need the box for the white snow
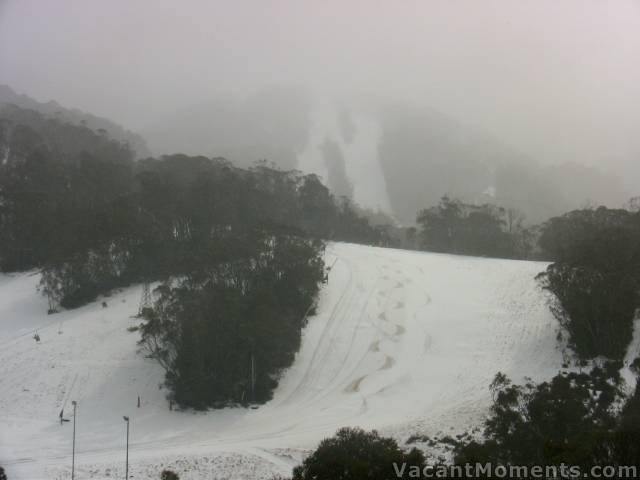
[0,243,566,479]
[296,100,392,212]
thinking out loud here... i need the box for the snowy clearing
[1,243,564,479]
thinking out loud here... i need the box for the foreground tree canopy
[291,427,425,480]
[452,366,640,474]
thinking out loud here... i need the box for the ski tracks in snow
[0,244,565,480]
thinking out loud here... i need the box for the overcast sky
[1,0,639,174]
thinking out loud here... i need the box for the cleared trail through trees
[0,243,567,480]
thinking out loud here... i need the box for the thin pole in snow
[251,354,255,403]
[123,416,130,479]
[71,400,77,480]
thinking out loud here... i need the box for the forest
[0,105,386,407]
[415,195,535,259]
[2,103,640,475]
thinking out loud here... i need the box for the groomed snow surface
[1,243,565,479]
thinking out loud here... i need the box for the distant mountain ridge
[0,84,151,158]
[2,84,627,224]
[375,101,628,223]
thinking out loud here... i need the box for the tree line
[0,106,388,307]
[415,196,640,363]
[0,105,388,407]
[414,195,535,259]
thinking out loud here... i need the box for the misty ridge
[2,1,639,229]
[0,83,630,226]
[143,87,630,225]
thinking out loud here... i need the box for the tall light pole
[123,416,129,479]
[71,400,77,480]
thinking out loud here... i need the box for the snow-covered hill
[0,243,564,479]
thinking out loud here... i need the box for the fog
[1,0,639,222]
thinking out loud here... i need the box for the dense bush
[416,196,534,259]
[540,263,638,359]
[452,365,640,473]
[538,207,640,360]
[291,427,425,480]
[0,108,134,273]
[0,108,387,309]
[139,232,325,408]
[160,470,179,480]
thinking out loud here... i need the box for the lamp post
[123,416,129,479]
[71,400,77,480]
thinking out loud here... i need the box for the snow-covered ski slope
[1,243,564,479]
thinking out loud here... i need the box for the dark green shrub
[292,427,424,480]
[538,207,640,360]
[160,470,179,480]
[454,366,630,470]
[139,234,325,409]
